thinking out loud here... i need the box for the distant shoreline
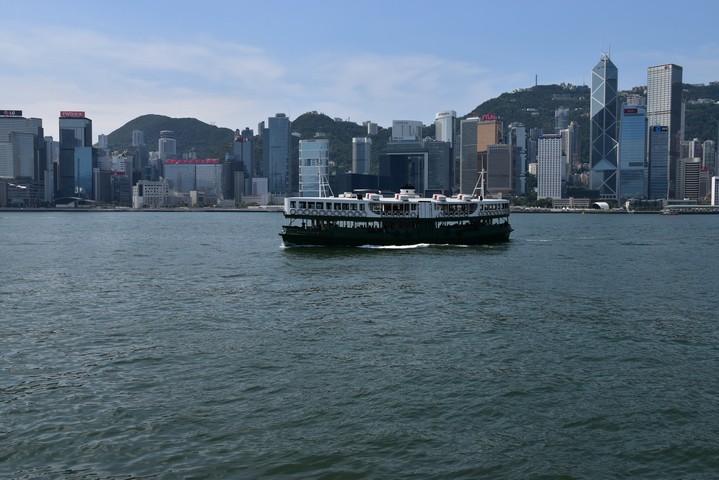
[0,207,284,213]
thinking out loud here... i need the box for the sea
[1,210,718,479]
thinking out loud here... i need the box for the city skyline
[4,1,719,143]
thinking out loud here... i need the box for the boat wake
[359,243,469,250]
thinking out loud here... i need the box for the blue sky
[3,1,719,141]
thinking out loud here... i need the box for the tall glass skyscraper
[299,139,329,197]
[590,53,619,200]
[648,126,669,199]
[647,64,683,198]
[618,104,647,199]
[263,113,291,195]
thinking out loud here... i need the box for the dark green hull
[280,220,512,247]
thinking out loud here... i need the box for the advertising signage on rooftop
[481,113,497,122]
[1,110,23,117]
[60,111,86,118]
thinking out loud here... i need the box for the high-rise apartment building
[647,64,683,198]
[590,53,619,200]
[299,139,330,197]
[58,111,93,199]
[618,105,647,199]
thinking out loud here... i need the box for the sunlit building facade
[647,64,683,198]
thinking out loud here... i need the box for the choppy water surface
[2,211,719,478]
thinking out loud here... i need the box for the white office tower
[537,134,564,200]
[435,111,456,146]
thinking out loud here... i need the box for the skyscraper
[132,130,145,147]
[460,115,503,195]
[537,134,564,200]
[589,53,619,200]
[554,107,569,133]
[262,113,291,196]
[434,111,456,146]
[58,111,93,199]
[486,144,512,196]
[459,117,479,195]
[299,139,330,197]
[158,130,176,161]
[507,122,527,195]
[647,64,683,198]
[0,111,44,180]
[618,104,647,199]
[352,137,371,175]
[648,126,669,199]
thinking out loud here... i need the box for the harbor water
[2,211,718,478]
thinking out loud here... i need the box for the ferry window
[342,203,349,210]
[290,201,296,208]
[351,203,357,210]
[325,202,332,210]
[359,204,365,211]
[299,201,307,209]
[307,202,314,209]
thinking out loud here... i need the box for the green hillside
[106,114,235,159]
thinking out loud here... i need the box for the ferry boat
[279,187,512,247]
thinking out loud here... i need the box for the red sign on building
[60,111,86,118]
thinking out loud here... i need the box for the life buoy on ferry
[311,209,318,215]
[410,212,417,218]
[361,211,367,217]
[290,208,296,214]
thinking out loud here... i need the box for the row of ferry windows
[290,201,365,211]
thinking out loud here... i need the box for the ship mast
[472,169,486,199]
[319,165,333,197]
